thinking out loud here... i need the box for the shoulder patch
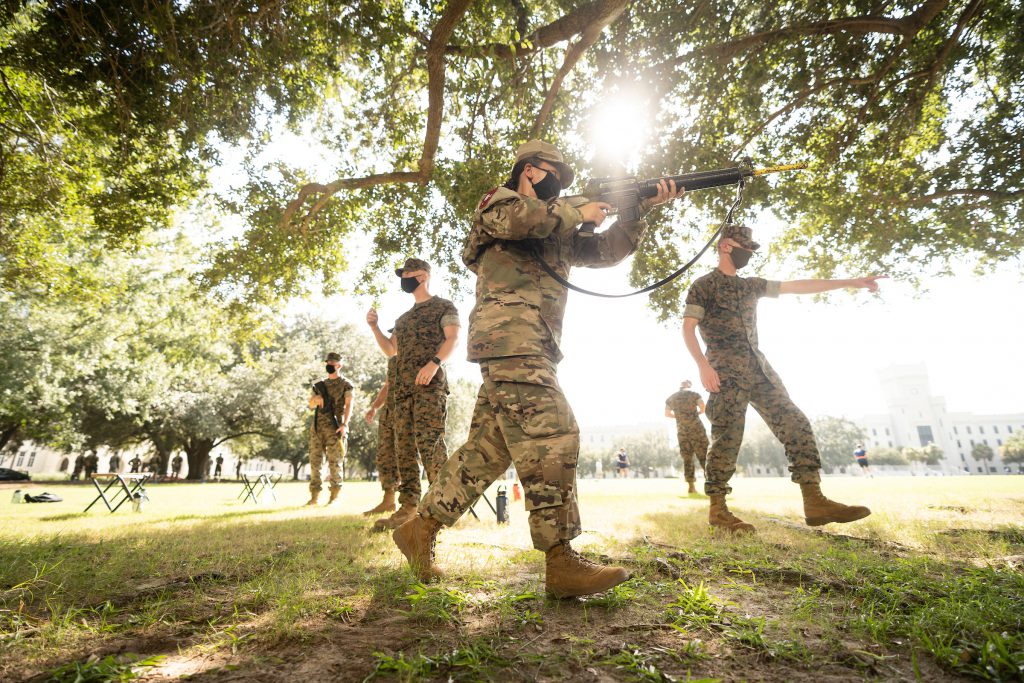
[478,188,498,209]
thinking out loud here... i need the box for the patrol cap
[515,139,575,189]
[324,352,342,362]
[395,257,431,277]
[720,223,760,251]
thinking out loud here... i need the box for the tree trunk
[184,438,215,481]
[0,424,19,459]
[291,459,301,481]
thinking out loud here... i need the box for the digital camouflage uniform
[683,268,822,496]
[375,357,399,490]
[420,185,654,551]
[308,376,354,495]
[666,389,708,482]
[392,296,460,506]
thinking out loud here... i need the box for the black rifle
[576,160,806,230]
[311,381,340,431]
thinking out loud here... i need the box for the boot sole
[805,508,871,526]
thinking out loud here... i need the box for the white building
[856,364,1024,474]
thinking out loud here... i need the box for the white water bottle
[11,489,22,504]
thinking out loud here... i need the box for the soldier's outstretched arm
[779,276,885,295]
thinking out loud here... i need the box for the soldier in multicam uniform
[305,352,354,506]
[682,223,881,533]
[665,380,708,494]
[366,258,460,530]
[362,356,399,516]
[391,140,683,597]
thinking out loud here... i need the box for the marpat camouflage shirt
[666,389,703,427]
[463,186,652,363]
[683,269,783,388]
[393,296,460,398]
[312,376,354,432]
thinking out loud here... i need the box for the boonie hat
[395,257,431,277]
[515,140,575,189]
[720,223,760,251]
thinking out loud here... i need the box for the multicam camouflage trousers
[676,421,708,482]
[704,372,821,496]
[309,426,346,493]
[376,403,398,491]
[420,356,582,552]
[392,390,449,507]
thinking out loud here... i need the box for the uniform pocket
[504,382,573,438]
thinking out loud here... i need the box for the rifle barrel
[636,163,806,198]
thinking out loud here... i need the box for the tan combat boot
[800,483,871,526]
[687,481,698,494]
[545,542,630,599]
[393,515,444,581]
[708,495,756,534]
[325,487,341,505]
[304,490,319,506]
[372,502,417,532]
[363,488,397,516]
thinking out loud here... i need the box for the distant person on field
[129,456,141,473]
[665,380,708,494]
[109,454,121,473]
[853,444,872,477]
[83,451,99,478]
[236,459,243,481]
[682,223,879,534]
[214,454,224,480]
[306,351,354,506]
[615,447,630,478]
[70,454,84,481]
[171,454,183,479]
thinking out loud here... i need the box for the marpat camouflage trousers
[676,422,708,482]
[392,390,449,507]
[375,403,398,490]
[420,357,581,551]
[704,372,821,496]
[309,426,346,493]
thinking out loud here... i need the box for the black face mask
[326,364,337,374]
[530,169,561,201]
[730,246,753,269]
[400,276,420,293]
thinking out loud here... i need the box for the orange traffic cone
[512,482,522,502]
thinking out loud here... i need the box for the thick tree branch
[444,0,628,59]
[282,0,472,232]
[529,0,629,137]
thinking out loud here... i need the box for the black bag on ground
[24,492,63,503]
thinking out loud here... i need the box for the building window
[885,427,891,435]
[977,466,983,473]
[970,439,975,446]
[1009,426,1014,433]
[960,453,966,461]
[917,426,935,447]
[872,428,877,436]
[16,455,24,466]
[953,426,958,435]
[27,453,35,466]
[967,426,972,434]
[888,440,893,447]
[984,439,989,446]
[979,426,985,434]
[994,426,999,434]
[957,440,962,448]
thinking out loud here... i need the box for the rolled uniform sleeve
[683,279,709,321]
[746,277,782,299]
[440,301,461,329]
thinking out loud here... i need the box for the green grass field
[1,476,1022,682]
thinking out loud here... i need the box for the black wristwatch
[430,356,442,366]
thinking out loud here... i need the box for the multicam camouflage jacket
[462,186,653,363]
